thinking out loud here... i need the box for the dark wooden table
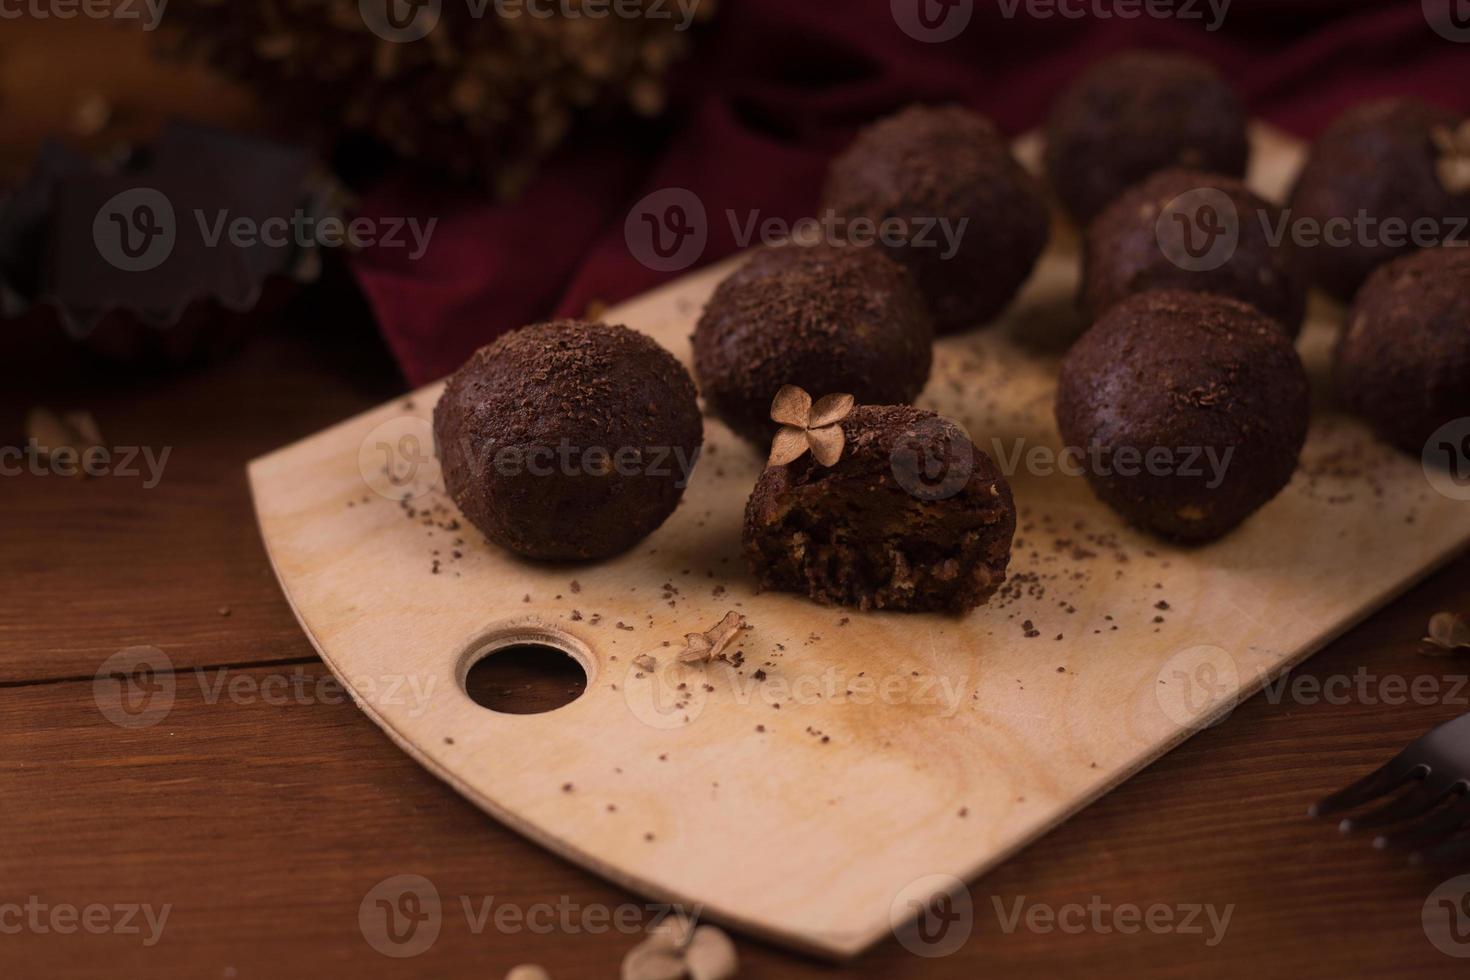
[4,18,1470,980]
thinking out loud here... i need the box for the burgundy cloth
[350,0,1470,386]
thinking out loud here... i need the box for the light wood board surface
[248,126,1470,959]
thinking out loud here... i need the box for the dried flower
[767,386,854,468]
[161,0,716,196]
[1432,122,1470,195]
[621,916,738,980]
[1425,612,1470,655]
[678,612,745,664]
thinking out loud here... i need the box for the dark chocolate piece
[1055,291,1309,542]
[1289,98,1470,299]
[821,104,1049,332]
[1044,51,1249,224]
[1082,169,1305,336]
[434,320,703,562]
[693,243,933,445]
[1336,245,1470,455]
[743,405,1016,613]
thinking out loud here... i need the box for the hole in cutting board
[460,624,592,715]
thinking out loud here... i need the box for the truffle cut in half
[743,405,1016,613]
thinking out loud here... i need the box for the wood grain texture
[247,128,1470,957]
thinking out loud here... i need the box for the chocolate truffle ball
[1082,169,1306,336]
[693,243,933,444]
[820,104,1049,333]
[434,320,703,562]
[1055,291,1309,542]
[1336,246,1470,455]
[743,405,1016,613]
[1044,51,1250,224]
[1289,98,1470,299]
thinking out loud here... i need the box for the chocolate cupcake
[434,320,703,562]
[1289,98,1470,299]
[820,104,1049,332]
[1082,169,1306,336]
[1044,51,1249,224]
[1336,246,1470,455]
[743,404,1016,613]
[1055,291,1309,542]
[692,243,933,444]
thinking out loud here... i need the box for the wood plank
[5,581,1470,978]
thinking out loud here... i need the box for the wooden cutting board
[248,126,1470,959]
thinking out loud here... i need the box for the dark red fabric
[350,0,1470,386]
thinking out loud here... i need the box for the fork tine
[1374,791,1470,850]
[1411,830,1470,867]
[1341,779,1454,832]
[1309,761,1427,818]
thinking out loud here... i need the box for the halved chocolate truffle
[1044,51,1249,224]
[1082,169,1306,336]
[743,405,1016,613]
[693,243,933,444]
[1055,291,1309,542]
[820,104,1049,332]
[1289,98,1470,299]
[434,320,703,562]
[1336,245,1470,455]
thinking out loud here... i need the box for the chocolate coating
[1083,169,1306,336]
[1055,292,1309,542]
[434,320,703,562]
[693,243,934,444]
[1289,98,1470,299]
[743,405,1016,613]
[1336,246,1470,455]
[1044,51,1249,224]
[821,104,1049,333]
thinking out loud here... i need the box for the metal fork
[1310,712,1470,864]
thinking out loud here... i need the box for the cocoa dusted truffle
[1289,98,1470,299]
[1336,246,1470,455]
[692,243,933,444]
[743,404,1016,613]
[1083,169,1306,336]
[820,104,1049,332]
[1044,51,1249,224]
[1055,291,1309,542]
[434,320,703,562]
